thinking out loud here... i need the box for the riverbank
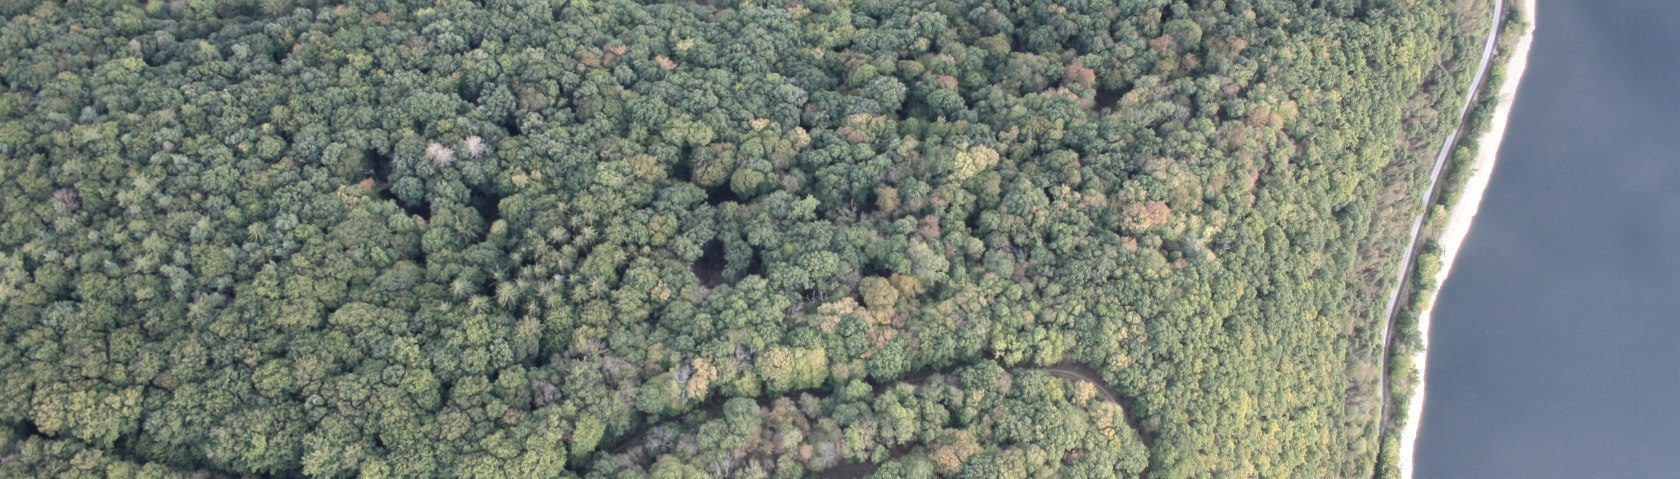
[1399,1,1537,477]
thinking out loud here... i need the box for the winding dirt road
[1041,363,1153,447]
[604,361,1149,478]
[814,363,1149,479]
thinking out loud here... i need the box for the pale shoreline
[1398,0,1537,477]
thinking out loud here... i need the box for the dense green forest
[0,0,1492,477]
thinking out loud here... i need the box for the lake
[1414,0,1680,477]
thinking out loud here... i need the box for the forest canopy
[0,0,1491,477]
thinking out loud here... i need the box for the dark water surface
[1415,1,1680,477]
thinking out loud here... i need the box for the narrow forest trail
[1040,363,1153,479]
[1040,363,1154,447]
[1374,0,1508,464]
[813,363,1149,479]
[605,361,1149,478]
[602,365,958,457]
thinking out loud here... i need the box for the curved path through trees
[1039,363,1153,479]
[601,361,1150,478]
[813,362,1149,479]
[1040,363,1153,447]
[1374,0,1507,463]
